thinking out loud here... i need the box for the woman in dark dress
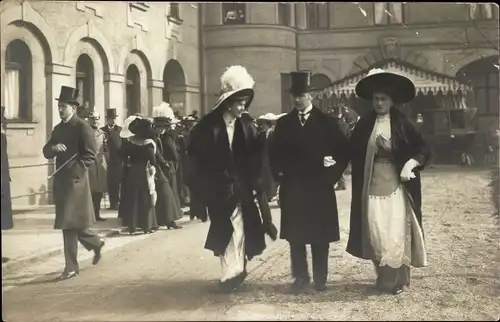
[151,103,184,229]
[118,116,158,234]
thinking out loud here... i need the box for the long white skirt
[220,206,246,282]
[368,185,427,269]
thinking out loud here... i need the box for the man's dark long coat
[187,110,266,259]
[346,107,431,260]
[43,114,97,229]
[101,124,123,203]
[269,107,350,245]
[1,131,13,230]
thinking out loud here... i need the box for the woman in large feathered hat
[150,102,184,229]
[346,68,431,295]
[188,65,277,293]
[118,114,159,234]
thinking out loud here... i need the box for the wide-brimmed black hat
[128,118,156,139]
[355,68,416,104]
[286,71,316,96]
[105,108,118,119]
[55,86,80,105]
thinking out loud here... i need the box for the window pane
[389,3,403,24]
[306,3,318,29]
[169,3,180,19]
[223,3,246,25]
[488,88,499,115]
[4,69,20,118]
[374,3,387,25]
[476,88,487,114]
[278,3,290,26]
[318,4,329,28]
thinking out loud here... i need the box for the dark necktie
[299,111,310,126]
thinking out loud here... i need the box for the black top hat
[105,108,118,119]
[287,71,316,96]
[55,86,80,105]
[128,118,157,139]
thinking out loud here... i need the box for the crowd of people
[1,64,498,295]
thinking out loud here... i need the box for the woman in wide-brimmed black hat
[346,68,431,295]
[118,115,158,234]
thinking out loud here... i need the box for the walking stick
[47,153,78,179]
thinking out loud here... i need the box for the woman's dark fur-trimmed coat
[187,110,267,259]
[346,107,431,260]
[269,107,351,245]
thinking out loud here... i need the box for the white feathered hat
[152,101,179,125]
[120,115,141,138]
[212,65,255,111]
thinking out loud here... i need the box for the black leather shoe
[392,286,404,295]
[92,240,105,265]
[314,282,327,292]
[167,223,183,230]
[290,278,310,294]
[56,271,78,281]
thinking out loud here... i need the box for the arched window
[4,40,32,121]
[75,54,94,108]
[126,64,141,116]
[222,3,246,25]
[306,3,330,29]
[278,3,291,26]
[457,56,499,117]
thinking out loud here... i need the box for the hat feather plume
[220,65,255,93]
[152,102,175,119]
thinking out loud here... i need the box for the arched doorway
[75,54,94,108]
[126,64,141,116]
[4,39,32,121]
[163,59,186,114]
[456,56,499,119]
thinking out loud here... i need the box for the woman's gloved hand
[400,158,420,182]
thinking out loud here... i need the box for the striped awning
[313,60,472,99]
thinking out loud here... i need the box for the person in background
[42,86,105,281]
[118,115,158,235]
[87,111,108,221]
[256,113,278,202]
[101,108,123,211]
[152,102,184,230]
[1,106,14,264]
[347,68,430,295]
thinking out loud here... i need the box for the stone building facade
[1,2,498,205]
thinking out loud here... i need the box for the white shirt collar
[298,104,313,115]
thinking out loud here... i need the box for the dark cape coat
[346,107,431,260]
[1,131,13,230]
[269,107,351,244]
[43,114,97,230]
[187,110,267,259]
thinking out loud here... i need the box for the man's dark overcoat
[269,107,350,245]
[188,110,266,259]
[43,114,97,229]
[346,107,431,260]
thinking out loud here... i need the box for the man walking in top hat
[43,86,105,280]
[269,71,350,293]
[101,108,123,210]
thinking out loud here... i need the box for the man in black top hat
[269,71,350,293]
[43,86,105,281]
[101,108,123,210]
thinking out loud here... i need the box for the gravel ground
[2,169,498,321]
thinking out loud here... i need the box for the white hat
[152,102,180,124]
[257,113,278,121]
[120,115,141,138]
[212,65,255,111]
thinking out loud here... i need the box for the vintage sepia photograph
[1,1,499,321]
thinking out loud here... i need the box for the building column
[295,3,307,30]
[185,84,201,116]
[148,79,164,113]
[45,64,72,131]
[104,73,125,124]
